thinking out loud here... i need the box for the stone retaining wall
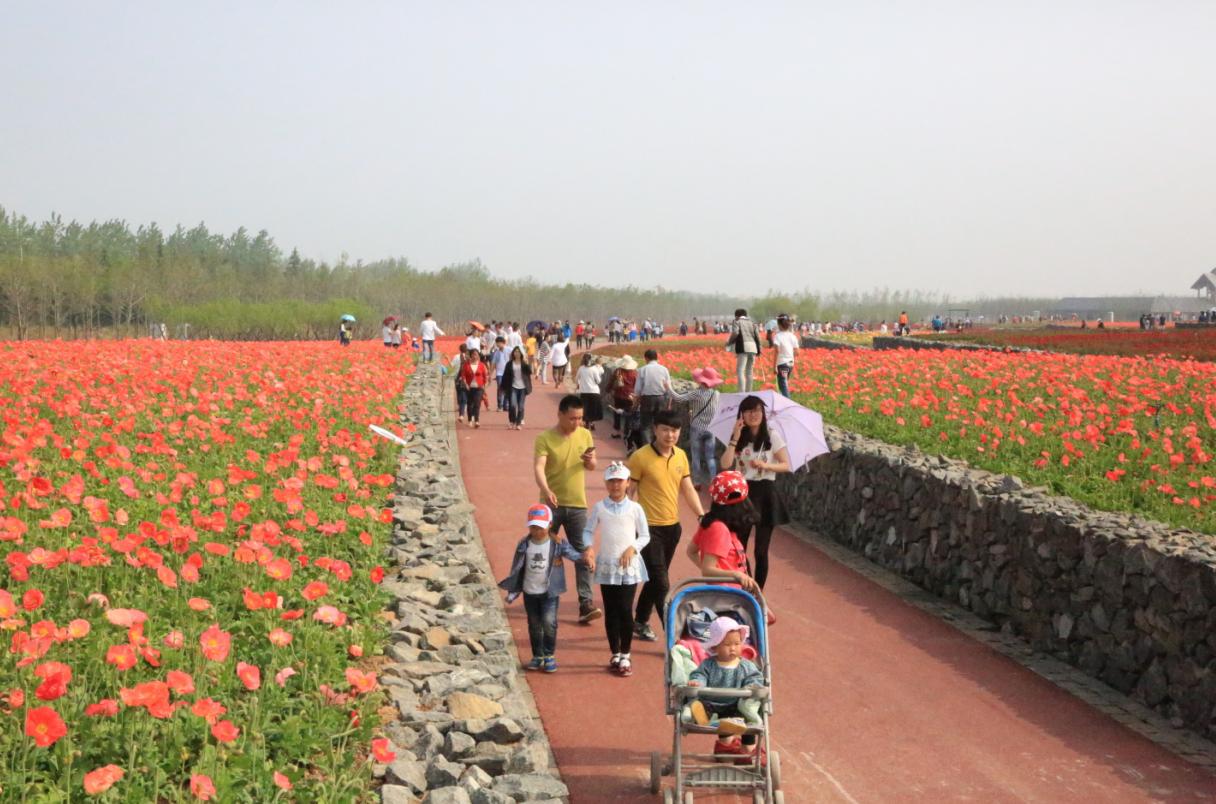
[871,336,1038,353]
[778,426,1216,739]
[377,364,568,804]
[798,336,864,350]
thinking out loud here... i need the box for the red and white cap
[709,471,749,506]
[526,504,553,528]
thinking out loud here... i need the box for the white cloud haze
[2,1,1214,298]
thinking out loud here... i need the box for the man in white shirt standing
[772,314,800,398]
[634,349,671,447]
[506,322,524,352]
[419,313,444,363]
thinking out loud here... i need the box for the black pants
[601,583,638,655]
[635,523,682,628]
[739,523,774,589]
[637,395,665,446]
[740,479,781,589]
[466,388,484,423]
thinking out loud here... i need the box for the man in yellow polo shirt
[534,394,601,623]
[627,409,705,641]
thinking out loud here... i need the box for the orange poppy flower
[25,706,67,747]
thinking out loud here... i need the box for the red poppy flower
[371,737,396,763]
[83,764,124,795]
[210,719,240,743]
[85,699,119,717]
[25,706,67,747]
[190,773,217,800]
[199,624,231,662]
[22,589,45,612]
[236,661,261,690]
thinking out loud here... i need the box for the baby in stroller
[653,580,779,800]
[682,616,764,760]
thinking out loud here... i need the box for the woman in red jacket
[460,350,489,428]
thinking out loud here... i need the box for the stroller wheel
[771,750,782,789]
[650,751,662,794]
[683,792,695,804]
[773,791,785,804]
[662,789,674,804]
[753,792,765,804]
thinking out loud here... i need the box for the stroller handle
[664,577,769,613]
[677,685,770,701]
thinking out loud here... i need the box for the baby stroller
[649,578,782,803]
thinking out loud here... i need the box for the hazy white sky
[2,2,1214,297]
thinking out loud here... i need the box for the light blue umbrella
[764,319,779,331]
[340,314,356,322]
[709,390,830,471]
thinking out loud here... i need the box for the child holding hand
[582,461,650,676]
[498,504,594,673]
[684,616,765,762]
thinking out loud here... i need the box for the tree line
[0,208,746,340]
[0,206,1064,340]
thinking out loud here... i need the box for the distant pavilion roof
[1191,272,1216,293]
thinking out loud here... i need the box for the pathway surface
[456,382,1216,802]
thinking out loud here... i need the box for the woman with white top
[500,346,533,430]
[582,462,650,676]
[719,395,790,608]
[771,314,800,398]
[549,333,570,386]
[450,344,468,422]
[575,353,605,431]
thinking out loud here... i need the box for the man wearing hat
[608,355,640,447]
[667,366,725,489]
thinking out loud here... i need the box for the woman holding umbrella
[339,315,355,346]
[719,395,791,614]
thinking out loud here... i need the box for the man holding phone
[534,394,602,622]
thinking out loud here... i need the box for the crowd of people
[489,377,787,762]
[405,307,805,764]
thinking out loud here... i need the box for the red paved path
[457,384,1216,802]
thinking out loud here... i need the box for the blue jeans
[455,384,468,418]
[689,425,717,486]
[776,362,793,398]
[549,506,592,607]
[422,340,435,362]
[508,387,527,424]
[523,593,559,658]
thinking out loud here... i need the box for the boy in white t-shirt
[498,504,594,673]
[771,315,800,398]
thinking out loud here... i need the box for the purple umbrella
[708,390,830,471]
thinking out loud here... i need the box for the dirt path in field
[455,382,1216,802]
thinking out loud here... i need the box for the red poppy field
[0,341,412,800]
[922,326,1216,361]
[655,346,1216,534]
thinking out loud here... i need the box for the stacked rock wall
[778,425,1216,740]
[871,336,1037,353]
[377,364,568,804]
[798,336,863,351]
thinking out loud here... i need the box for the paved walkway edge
[782,520,1216,775]
[375,363,570,804]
